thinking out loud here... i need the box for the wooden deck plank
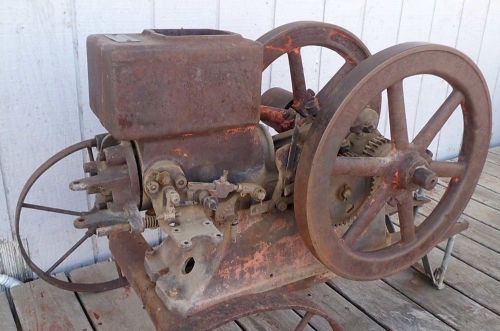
[296,284,384,330]
[428,184,500,230]
[215,323,242,331]
[418,198,500,253]
[393,211,500,288]
[238,309,314,331]
[384,268,500,330]
[477,171,500,195]
[423,246,500,315]
[329,278,453,330]
[11,274,92,331]
[486,149,500,164]
[489,146,500,154]
[390,212,500,315]
[69,261,240,331]
[0,291,17,331]
[439,178,500,220]
[465,182,500,221]
[69,261,156,331]
[481,160,500,179]
[437,234,500,281]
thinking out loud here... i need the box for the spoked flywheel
[257,21,381,132]
[295,42,491,280]
[15,139,128,292]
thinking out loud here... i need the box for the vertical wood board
[0,291,17,331]
[0,0,95,272]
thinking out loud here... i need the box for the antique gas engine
[16,22,491,330]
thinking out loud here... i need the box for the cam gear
[330,133,391,227]
[363,134,392,157]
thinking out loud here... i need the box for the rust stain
[117,115,132,128]
[172,147,189,158]
[224,125,255,135]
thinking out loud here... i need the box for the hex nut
[253,188,266,201]
[175,175,187,189]
[146,181,160,194]
[276,200,288,211]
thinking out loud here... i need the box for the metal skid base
[108,230,341,331]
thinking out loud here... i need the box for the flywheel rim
[258,21,381,121]
[15,139,128,292]
[294,42,491,280]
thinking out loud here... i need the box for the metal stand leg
[385,189,459,291]
[421,235,457,290]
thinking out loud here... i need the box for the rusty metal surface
[144,209,334,315]
[15,139,128,292]
[257,21,380,118]
[294,42,491,280]
[87,29,263,140]
[136,124,275,198]
[16,21,490,330]
[260,87,296,132]
[109,230,341,331]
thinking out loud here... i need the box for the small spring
[143,213,159,228]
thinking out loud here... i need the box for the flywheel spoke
[332,156,392,176]
[22,203,83,217]
[294,311,314,331]
[413,89,464,151]
[397,192,416,242]
[288,48,308,110]
[429,161,465,178]
[46,229,93,274]
[387,81,410,150]
[343,185,389,247]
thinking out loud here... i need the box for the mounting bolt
[276,200,288,211]
[252,188,266,201]
[145,248,155,257]
[174,175,187,189]
[339,185,352,201]
[166,187,181,205]
[146,181,159,194]
[203,196,218,211]
[167,287,180,299]
[412,167,437,190]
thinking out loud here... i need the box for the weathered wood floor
[2,148,500,331]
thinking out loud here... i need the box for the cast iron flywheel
[15,139,128,292]
[294,42,491,280]
[258,21,381,128]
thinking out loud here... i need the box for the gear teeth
[362,135,391,157]
[340,151,358,157]
[337,135,391,228]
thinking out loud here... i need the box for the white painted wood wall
[1,0,499,273]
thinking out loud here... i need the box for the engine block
[15,21,491,330]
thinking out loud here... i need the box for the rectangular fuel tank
[87,29,263,140]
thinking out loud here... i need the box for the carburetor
[15,22,491,330]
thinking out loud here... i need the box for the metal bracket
[420,235,456,290]
[160,206,223,248]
